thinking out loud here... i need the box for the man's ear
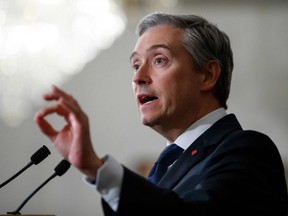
[200,60,221,91]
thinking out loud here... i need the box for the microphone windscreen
[54,160,71,176]
[30,145,51,165]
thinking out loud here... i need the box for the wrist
[83,157,104,180]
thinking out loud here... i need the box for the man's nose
[132,64,152,85]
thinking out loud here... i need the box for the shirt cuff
[84,155,124,212]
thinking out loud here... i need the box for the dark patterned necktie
[148,144,184,184]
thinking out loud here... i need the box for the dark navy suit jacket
[103,114,288,216]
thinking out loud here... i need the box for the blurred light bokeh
[0,0,125,126]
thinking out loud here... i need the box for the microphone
[0,145,51,189]
[7,159,71,215]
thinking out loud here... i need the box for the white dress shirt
[86,108,227,212]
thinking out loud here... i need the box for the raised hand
[34,85,103,179]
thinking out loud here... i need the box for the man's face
[130,25,204,131]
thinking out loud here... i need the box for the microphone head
[30,145,51,165]
[54,160,71,176]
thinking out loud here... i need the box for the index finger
[34,108,58,139]
[43,85,71,101]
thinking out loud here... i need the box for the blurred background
[0,0,287,215]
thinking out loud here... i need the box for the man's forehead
[130,25,184,60]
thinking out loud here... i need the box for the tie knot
[157,144,183,166]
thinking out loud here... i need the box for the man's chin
[141,116,160,128]
[141,119,152,127]
[141,116,153,126]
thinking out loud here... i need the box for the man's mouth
[138,94,158,105]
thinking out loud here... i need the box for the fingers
[34,105,60,140]
[36,103,69,119]
[43,86,75,109]
[43,85,69,101]
[44,85,82,116]
[36,85,88,133]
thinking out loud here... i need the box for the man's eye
[133,64,140,71]
[154,57,167,65]
[155,58,164,64]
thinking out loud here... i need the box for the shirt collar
[171,108,227,150]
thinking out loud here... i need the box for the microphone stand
[0,161,33,189]
[7,173,57,215]
[6,160,70,215]
[0,145,50,189]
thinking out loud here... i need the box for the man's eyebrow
[129,44,172,62]
[129,51,137,62]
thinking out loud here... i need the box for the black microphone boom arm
[7,160,71,215]
[0,145,50,189]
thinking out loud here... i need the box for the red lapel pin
[191,149,198,156]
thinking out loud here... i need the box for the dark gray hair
[136,12,233,109]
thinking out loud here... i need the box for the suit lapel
[158,136,205,188]
[157,114,242,189]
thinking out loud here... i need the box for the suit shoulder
[219,129,284,166]
[227,129,276,149]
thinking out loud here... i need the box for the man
[35,13,288,216]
